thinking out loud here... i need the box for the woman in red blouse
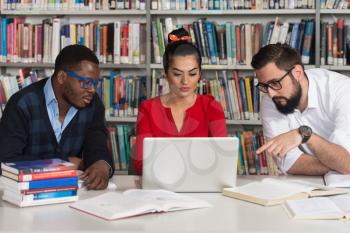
[134,28,227,175]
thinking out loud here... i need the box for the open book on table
[283,195,350,220]
[324,171,350,188]
[70,189,211,220]
[222,178,348,206]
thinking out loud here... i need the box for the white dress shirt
[261,68,350,173]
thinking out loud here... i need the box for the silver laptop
[142,137,239,192]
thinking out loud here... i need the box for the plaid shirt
[0,78,114,175]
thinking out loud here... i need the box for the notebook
[142,137,239,192]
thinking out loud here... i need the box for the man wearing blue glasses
[0,44,114,190]
[252,43,350,175]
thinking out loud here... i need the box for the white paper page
[123,189,211,212]
[285,197,343,218]
[262,178,325,193]
[324,171,350,188]
[70,192,156,220]
[231,181,307,200]
[330,195,350,214]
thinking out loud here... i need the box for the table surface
[0,175,349,233]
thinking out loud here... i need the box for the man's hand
[256,129,302,159]
[80,160,110,190]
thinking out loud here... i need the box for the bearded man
[251,43,350,175]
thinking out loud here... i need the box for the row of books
[1,0,146,10]
[107,125,135,172]
[0,68,260,121]
[103,72,147,118]
[151,70,261,120]
[321,0,350,9]
[151,0,315,10]
[234,130,279,175]
[0,17,147,64]
[152,17,315,66]
[0,69,48,117]
[1,159,79,207]
[320,19,350,66]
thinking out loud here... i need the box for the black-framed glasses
[63,70,102,90]
[256,67,294,93]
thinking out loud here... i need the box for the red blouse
[134,95,227,175]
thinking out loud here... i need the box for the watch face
[300,126,312,137]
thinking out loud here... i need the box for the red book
[233,71,243,120]
[121,22,129,63]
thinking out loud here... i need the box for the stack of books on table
[0,158,79,207]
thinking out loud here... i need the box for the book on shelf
[107,124,135,172]
[151,0,315,10]
[283,195,350,220]
[322,0,349,9]
[151,70,261,121]
[1,158,76,175]
[151,17,315,66]
[103,72,147,118]
[222,178,348,206]
[70,189,211,221]
[0,16,147,65]
[321,18,349,66]
[324,171,350,188]
[1,0,146,10]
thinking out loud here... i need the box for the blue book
[192,21,204,61]
[117,125,127,170]
[301,20,315,64]
[1,158,75,175]
[1,176,78,191]
[238,78,249,120]
[109,71,115,116]
[204,21,217,64]
[1,18,7,59]
[290,22,300,49]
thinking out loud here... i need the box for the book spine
[5,189,77,202]
[17,170,78,182]
[2,176,79,190]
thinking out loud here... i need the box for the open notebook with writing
[222,178,348,206]
[70,189,211,220]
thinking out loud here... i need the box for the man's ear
[56,70,66,85]
[293,64,304,81]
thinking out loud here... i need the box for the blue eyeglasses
[63,70,102,89]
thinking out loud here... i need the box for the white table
[0,175,349,233]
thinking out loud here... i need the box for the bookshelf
[1,0,350,175]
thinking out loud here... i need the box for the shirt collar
[306,71,319,109]
[44,77,57,106]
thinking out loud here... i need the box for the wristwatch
[298,125,312,144]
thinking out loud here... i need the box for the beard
[272,82,302,115]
